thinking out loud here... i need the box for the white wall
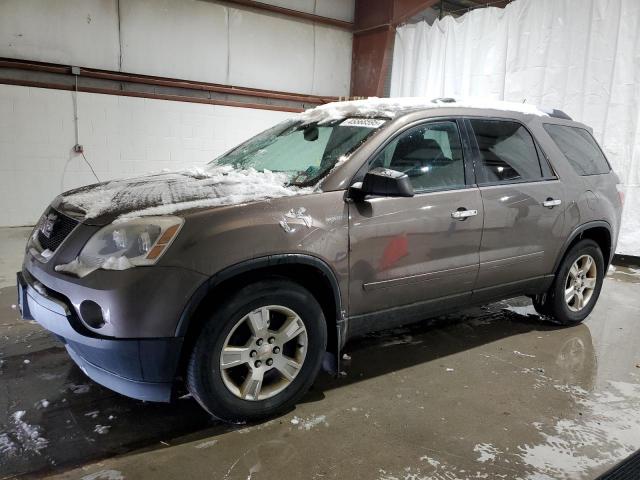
[0,0,354,96]
[0,0,120,70]
[0,84,292,226]
[119,0,230,84]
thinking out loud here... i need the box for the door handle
[451,208,478,220]
[543,198,562,208]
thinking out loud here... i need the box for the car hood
[54,166,313,226]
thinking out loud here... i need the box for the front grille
[36,208,79,252]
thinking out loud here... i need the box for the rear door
[348,119,483,327]
[465,118,566,296]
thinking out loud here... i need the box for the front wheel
[186,278,327,422]
[533,239,605,325]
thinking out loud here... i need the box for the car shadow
[0,297,595,478]
[307,301,595,401]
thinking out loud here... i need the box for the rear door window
[469,119,544,184]
[543,124,610,175]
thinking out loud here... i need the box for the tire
[533,239,605,326]
[186,278,327,422]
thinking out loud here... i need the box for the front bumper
[17,271,182,402]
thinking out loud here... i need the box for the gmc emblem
[40,213,58,238]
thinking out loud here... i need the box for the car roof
[299,97,573,125]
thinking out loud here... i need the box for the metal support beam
[350,0,439,97]
[351,25,395,97]
[0,58,338,113]
[393,0,441,26]
[214,0,354,30]
[464,0,512,8]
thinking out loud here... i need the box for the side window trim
[535,141,559,180]
[474,177,560,188]
[463,117,557,187]
[352,117,474,192]
[459,118,480,186]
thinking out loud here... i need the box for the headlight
[55,216,183,277]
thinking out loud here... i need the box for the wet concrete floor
[1,251,639,479]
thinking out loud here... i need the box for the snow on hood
[298,96,550,125]
[59,165,312,221]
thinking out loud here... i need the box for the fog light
[79,300,105,329]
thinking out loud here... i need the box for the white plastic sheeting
[390,0,640,255]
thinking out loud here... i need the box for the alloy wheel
[219,305,308,401]
[564,254,597,312]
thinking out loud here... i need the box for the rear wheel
[186,278,327,422]
[533,239,604,325]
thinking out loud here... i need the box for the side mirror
[349,168,414,200]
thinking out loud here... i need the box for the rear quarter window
[543,124,610,175]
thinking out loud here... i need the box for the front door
[348,119,484,332]
[465,118,566,294]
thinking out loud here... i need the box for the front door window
[369,121,466,192]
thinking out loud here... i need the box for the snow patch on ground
[419,456,441,468]
[61,166,312,220]
[503,304,538,317]
[380,455,496,480]
[552,384,590,396]
[514,350,536,358]
[0,432,17,456]
[194,439,218,449]
[0,411,48,457]
[35,399,50,409]
[81,470,125,480]
[299,96,549,126]
[612,267,640,277]
[517,381,640,479]
[94,425,111,435]
[474,443,501,463]
[290,414,328,431]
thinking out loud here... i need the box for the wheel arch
[553,221,613,273]
[175,254,346,377]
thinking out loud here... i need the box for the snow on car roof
[298,96,551,125]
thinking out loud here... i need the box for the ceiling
[409,0,514,23]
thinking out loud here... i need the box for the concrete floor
[1,227,640,480]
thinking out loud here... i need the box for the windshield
[208,117,387,186]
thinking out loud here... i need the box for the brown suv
[17,98,623,421]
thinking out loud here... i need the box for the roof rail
[430,97,573,119]
[431,97,457,104]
